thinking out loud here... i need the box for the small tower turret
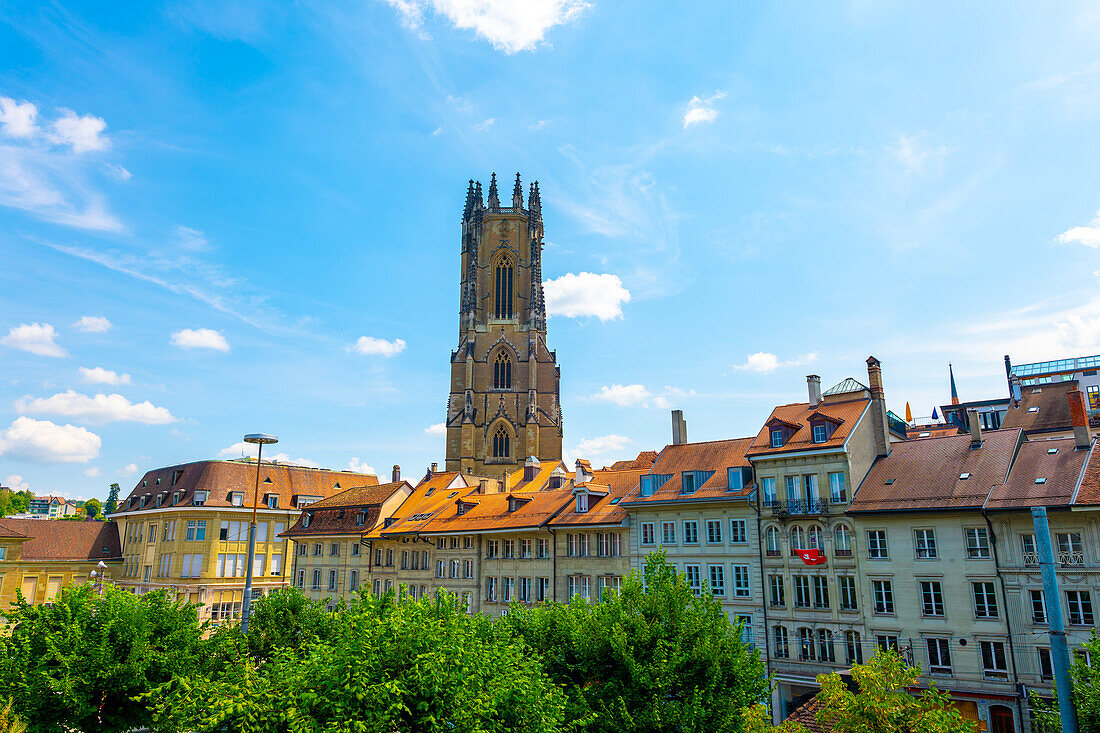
[512,172,524,209]
[487,172,500,211]
[528,181,541,220]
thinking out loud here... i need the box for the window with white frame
[926,638,952,675]
[920,580,945,616]
[828,472,846,502]
[867,530,888,559]
[1067,591,1094,626]
[973,581,999,618]
[872,579,894,614]
[914,529,937,559]
[683,520,699,544]
[965,528,991,559]
[537,538,549,558]
[661,521,676,544]
[761,477,777,505]
[774,626,789,658]
[706,519,722,544]
[769,575,785,607]
[708,565,725,596]
[730,519,747,544]
[981,640,1008,679]
[1030,589,1047,624]
[684,564,701,595]
[733,565,750,597]
[640,522,655,545]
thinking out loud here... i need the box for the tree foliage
[0,489,32,518]
[147,588,567,733]
[104,483,120,516]
[503,551,768,733]
[0,583,208,733]
[1031,631,1100,733]
[83,498,102,519]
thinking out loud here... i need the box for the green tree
[104,483,120,516]
[83,498,101,519]
[211,586,338,663]
[147,588,567,733]
[0,583,208,733]
[503,551,768,733]
[1031,631,1100,732]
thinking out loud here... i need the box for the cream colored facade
[0,538,119,606]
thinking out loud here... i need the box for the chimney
[431,462,438,474]
[391,465,401,483]
[523,456,540,482]
[866,356,890,458]
[1010,376,1023,406]
[1068,389,1091,449]
[968,409,983,448]
[671,410,688,445]
[807,375,822,407]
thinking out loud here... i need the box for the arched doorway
[990,705,1015,733]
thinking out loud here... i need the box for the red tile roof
[365,472,479,538]
[0,519,121,561]
[280,481,412,538]
[907,425,961,439]
[550,467,648,526]
[985,438,1091,509]
[1001,381,1079,434]
[411,488,573,534]
[850,429,1021,513]
[785,697,831,733]
[622,437,756,505]
[747,399,870,458]
[1072,441,1100,505]
[606,451,658,470]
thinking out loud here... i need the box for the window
[503,577,514,602]
[575,493,589,513]
[537,538,549,558]
[421,550,429,568]
[537,577,549,602]
[1021,534,1037,564]
[981,640,1008,679]
[877,635,900,652]
[1058,532,1084,564]
[706,519,722,544]
[330,543,340,557]
[400,551,408,570]
[733,565,750,598]
[349,570,359,591]
[230,492,244,507]
[872,579,894,614]
[492,424,510,459]
[436,560,446,578]
[834,632,856,667]
[1067,591,1094,626]
[794,576,811,608]
[921,581,946,616]
[148,523,157,543]
[327,570,337,591]
[494,256,514,319]
[266,494,278,509]
[519,577,531,602]
[799,627,816,661]
[785,476,800,502]
[839,576,857,610]
[727,467,745,492]
[681,472,696,494]
[1038,648,1054,680]
[965,528,991,559]
[761,477,777,505]
[808,525,822,550]
[521,538,532,558]
[973,582,999,618]
[927,638,952,675]
[493,351,512,389]
[765,526,781,556]
[834,525,852,556]
[185,520,206,541]
[464,559,473,578]
[769,575,785,607]
[774,626,790,658]
[486,540,499,558]
[790,526,806,550]
[568,533,588,557]
[641,522,655,545]
[193,490,208,506]
[464,535,473,549]
[812,424,828,443]
[503,539,516,559]
[913,529,938,559]
[867,530,888,559]
[297,570,306,588]
[310,569,322,590]
[386,549,393,566]
[598,533,621,557]
[351,544,360,557]
[1031,589,1047,624]
[730,519,747,544]
[683,521,699,544]
[708,565,725,596]
[374,548,383,565]
[661,521,676,545]
[818,629,835,662]
[684,565,701,595]
[486,577,498,602]
[771,429,785,448]
[828,472,846,502]
[271,554,282,576]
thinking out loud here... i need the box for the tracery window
[494,256,514,319]
[493,351,512,389]
[492,424,511,458]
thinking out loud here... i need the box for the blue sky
[3,1,1100,501]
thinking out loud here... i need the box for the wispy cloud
[682,91,725,128]
[1057,210,1100,248]
[349,336,406,357]
[79,366,132,386]
[474,117,495,131]
[589,384,696,408]
[889,131,949,175]
[732,351,818,374]
[73,315,111,333]
[424,422,446,435]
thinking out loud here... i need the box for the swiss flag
[794,548,827,565]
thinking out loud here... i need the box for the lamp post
[89,560,108,594]
[240,433,278,635]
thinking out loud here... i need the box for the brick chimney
[1068,389,1091,449]
[968,408,983,449]
[807,375,822,408]
[671,410,688,445]
[866,356,890,458]
[392,465,401,483]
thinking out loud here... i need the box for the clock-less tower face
[445,174,562,480]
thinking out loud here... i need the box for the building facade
[0,518,121,606]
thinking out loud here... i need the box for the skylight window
[959,473,971,480]
[1035,478,1047,484]
[610,497,621,504]
[1027,407,1039,413]
[919,432,931,438]
[447,491,458,498]
[884,478,895,485]
[1047,448,1058,454]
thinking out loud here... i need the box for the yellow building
[110,458,378,622]
[0,518,122,607]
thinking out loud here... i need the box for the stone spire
[512,172,524,209]
[528,181,541,219]
[487,172,500,211]
[949,363,960,405]
[463,179,475,218]
[474,180,483,211]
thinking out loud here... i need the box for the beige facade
[0,518,122,608]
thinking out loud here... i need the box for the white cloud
[79,367,132,386]
[83,467,101,478]
[349,336,406,357]
[432,126,444,136]
[119,463,139,476]
[682,91,726,128]
[733,351,819,374]
[530,119,549,130]
[0,97,38,138]
[385,0,590,53]
[543,272,631,320]
[475,117,495,131]
[591,384,651,407]
[574,434,631,456]
[1,323,67,357]
[171,328,230,352]
[4,474,29,491]
[424,423,447,436]
[50,109,109,153]
[889,132,949,174]
[0,417,100,463]
[652,386,697,409]
[176,226,209,250]
[73,315,111,333]
[103,163,131,181]
[218,441,319,468]
[1057,210,1100,248]
[15,390,177,425]
[348,457,377,474]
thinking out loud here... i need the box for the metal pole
[241,442,263,635]
[1031,507,1078,733]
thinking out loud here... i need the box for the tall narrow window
[492,424,510,458]
[493,352,512,389]
[494,257,514,319]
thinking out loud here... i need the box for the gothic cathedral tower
[445,173,563,478]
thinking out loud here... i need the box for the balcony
[769,499,831,517]
[1022,552,1039,567]
[1060,551,1085,567]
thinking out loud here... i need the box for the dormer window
[303,511,314,528]
[155,477,161,485]
[770,429,785,448]
[193,490,208,506]
[576,493,589,513]
[334,482,341,489]
[128,497,138,510]
[640,475,655,497]
[355,511,365,526]
[171,469,184,486]
[507,496,530,513]
[812,424,828,443]
[682,472,696,495]
[141,480,147,488]
[229,492,244,507]
[727,467,750,493]
[155,493,165,507]
[456,500,473,516]
[173,490,184,504]
[265,494,278,509]
[140,495,149,508]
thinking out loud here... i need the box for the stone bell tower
[445,173,563,478]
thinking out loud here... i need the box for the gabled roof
[1001,381,1079,434]
[785,697,831,733]
[1071,441,1100,506]
[0,519,121,561]
[504,460,570,493]
[280,481,412,538]
[606,451,658,471]
[308,481,410,509]
[551,466,649,526]
[747,399,870,458]
[985,437,1091,510]
[410,488,573,534]
[364,472,478,538]
[621,437,756,505]
[850,429,1021,513]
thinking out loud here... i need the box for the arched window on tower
[494,256,514,319]
[493,352,512,389]
[492,424,511,459]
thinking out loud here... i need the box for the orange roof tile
[281,481,412,538]
[366,472,479,538]
[1001,381,1079,434]
[622,437,756,505]
[1075,442,1100,505]
[747,399,870,458]
[985,437,1091,510]
[0,519,121,561]
[906,425,961,439]
[551,467,648,527]
[411,488,573,534]
[504,460,569,493]
[607,450,658,470]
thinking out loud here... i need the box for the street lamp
[89,561,108,594]
[240,433,278,635]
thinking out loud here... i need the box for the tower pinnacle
[487,172,500,210]
[512,172,523,208]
